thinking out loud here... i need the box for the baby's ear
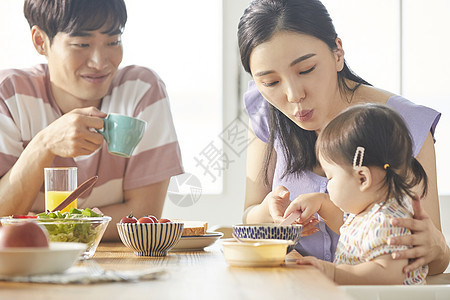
[355,166,372,191]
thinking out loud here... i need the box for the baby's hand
[283,192,328,223]
[297,256,335,281]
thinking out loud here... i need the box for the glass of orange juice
[44,167,77,213]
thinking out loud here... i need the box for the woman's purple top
[244,81,441,261]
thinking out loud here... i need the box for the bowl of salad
[0,208,111,260]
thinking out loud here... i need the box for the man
[0,0,183,240]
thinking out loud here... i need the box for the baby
[284,103,428,284]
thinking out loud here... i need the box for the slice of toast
[174,220,208,236]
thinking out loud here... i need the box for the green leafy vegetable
[36,208,104,246]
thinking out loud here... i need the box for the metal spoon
[51,176,98,212]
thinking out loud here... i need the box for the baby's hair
[316,103,428,205]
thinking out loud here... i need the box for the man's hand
[38,107,106,157]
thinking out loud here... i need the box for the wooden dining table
[0,240,353,300]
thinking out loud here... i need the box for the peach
[0,222,49,248]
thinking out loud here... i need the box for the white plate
[0,242,86,276]
[171,232,223,251]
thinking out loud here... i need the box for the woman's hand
[297,215,320,237]
[260,186,318,236]
[266,186,292,224]
[389,199,450,274]
[37,107,106,158]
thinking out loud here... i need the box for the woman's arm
[244,126,301,224]
[390,132,449,274]
[243,125,321,235]
[415,133,441,229]
[243,125,277,224]
[98,179,170,241]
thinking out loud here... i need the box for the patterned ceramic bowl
[232,224,302,253]
[117,222,184,257]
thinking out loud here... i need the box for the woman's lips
[295,109,314,122]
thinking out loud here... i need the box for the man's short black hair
[24,0,127,42]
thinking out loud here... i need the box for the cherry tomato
[138,216,156,224]
[11,215,38,219]
[146,215,158,223]
[158,218,172,223]
[120,213,138,223]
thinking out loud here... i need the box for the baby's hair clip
[384,163,390,170]
[353,146,365,169]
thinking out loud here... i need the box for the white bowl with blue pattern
[117,222,184,257]
[232,224,302,253]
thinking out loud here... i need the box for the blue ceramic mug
[97,113,147,157]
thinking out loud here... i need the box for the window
[322,0,450,194]
[122,0,223,194]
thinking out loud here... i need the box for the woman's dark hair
[317,103,428,206]
[24,0,127,43]
[238,0,371,185]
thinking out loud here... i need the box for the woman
[238,0,449,275]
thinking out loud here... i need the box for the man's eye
[109,40,121,46]
[72,43,89,48]
[299,66,315,75]
[262,81,279,87]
